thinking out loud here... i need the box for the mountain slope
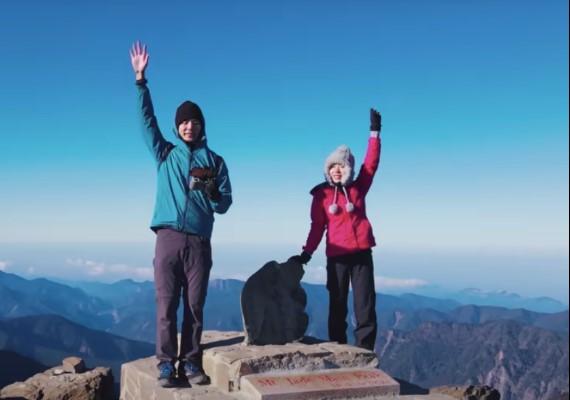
[0,315,154,381]
[0,350,47,389]
[376,320,569,400]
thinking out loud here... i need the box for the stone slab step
[201,332,378,392]
[360,397,457,400]
[240,368,399,400]
[120,356,244,400]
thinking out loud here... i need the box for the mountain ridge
[377,319,569,400]
[0,314,154,382]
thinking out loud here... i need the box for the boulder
[62,356,86,374]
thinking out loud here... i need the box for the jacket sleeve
[136,80,173,164]
[209,156,232,214]
[354,136,381,195]
[302,193,327,255]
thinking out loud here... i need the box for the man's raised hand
[130,41,149,80]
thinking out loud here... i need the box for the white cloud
[211,272,249,282]
[282,264,429,291]
[375,276,428,289]
[65,258,153,280]
[0,260,9,271]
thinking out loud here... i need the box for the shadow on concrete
[203,336,244,349]
[299,336,327,345]
[203,335,327,348]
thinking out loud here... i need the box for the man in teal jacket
[130,42,232,387]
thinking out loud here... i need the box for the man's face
[329,163,345,184]
[178,119,202,143]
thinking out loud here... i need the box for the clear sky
[0,1,568,299]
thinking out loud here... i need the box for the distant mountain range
[413,287,568,313]
[65,275,569,313]
[1,271,568,399]
[0,271,114,331]
[1,271,567,343]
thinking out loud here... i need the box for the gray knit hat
[323,145,355,186]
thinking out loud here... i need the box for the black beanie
[175,101,205,131]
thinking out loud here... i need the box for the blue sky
[0,1,568,300]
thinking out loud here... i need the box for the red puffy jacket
[303,136,381,258]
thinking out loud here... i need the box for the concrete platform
[120,331,457,400]
[120,354,455,400]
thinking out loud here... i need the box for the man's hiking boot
[179,361,209,385]
[157,361,176,388]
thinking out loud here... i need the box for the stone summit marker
[240,368,400,400]
[241,258,308,345]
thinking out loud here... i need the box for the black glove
[204,179,221,201]
[289,251,311,265]
[370,108,382,132]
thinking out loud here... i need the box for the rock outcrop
[241,259,308,345]
[0,357,114,400]
[431,385,501,399]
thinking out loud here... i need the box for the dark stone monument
[241,258,308,345]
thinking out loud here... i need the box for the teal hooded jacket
[136,81,232,238]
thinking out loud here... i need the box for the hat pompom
[345,202,354,213]
[328,204,339,214]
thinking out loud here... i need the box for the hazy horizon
[1,242,567,304]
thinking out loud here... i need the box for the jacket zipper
[343,190,360,248]
[180,148,194,232]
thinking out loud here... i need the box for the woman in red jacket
[291,108,382,350]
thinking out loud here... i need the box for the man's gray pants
[154,228,212,366]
